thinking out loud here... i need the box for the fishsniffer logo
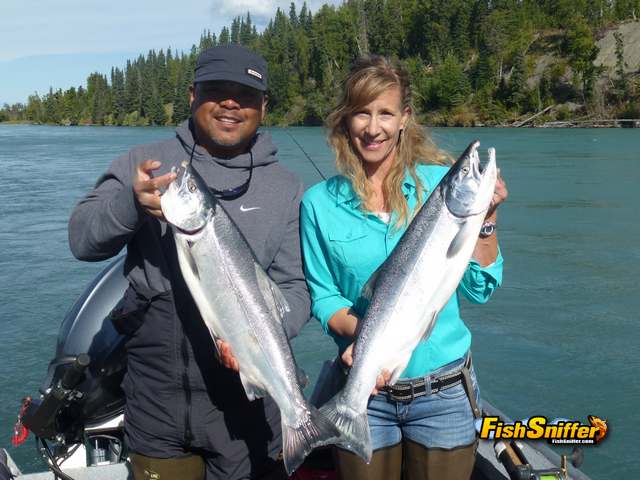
[477,415,608,445]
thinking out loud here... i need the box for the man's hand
[341,343,390,395]
[133,160,176,220]
[216,339,240,372]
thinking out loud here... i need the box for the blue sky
[0,0,338,105]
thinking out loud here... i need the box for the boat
[1,258,591,480]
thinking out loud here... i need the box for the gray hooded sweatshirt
[69,120,310,339]
[68,121,310,460]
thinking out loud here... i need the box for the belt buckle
[386,382,412,403]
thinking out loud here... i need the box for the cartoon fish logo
[587,415,608,443]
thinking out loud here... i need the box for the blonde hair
[327,55,449,227]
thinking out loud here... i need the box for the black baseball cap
[194,45,268,91]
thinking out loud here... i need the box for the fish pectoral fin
[361,264,383,301]
[254,263,291,320]
[182,244,200,280]
[446,221,475,258]
[239,371,267,401]
[421,310,439,341]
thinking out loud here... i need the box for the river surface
[0,125,638,478]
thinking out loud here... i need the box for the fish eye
[187,179,197,193]
[461,166,470,175]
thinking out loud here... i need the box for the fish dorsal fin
[361,264,384,301]
[254,263,291,321]
[297,366,309,388]
[447,222,475,258]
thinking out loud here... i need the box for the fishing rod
[285,129,327,181]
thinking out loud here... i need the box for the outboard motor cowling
[22,257,129,442]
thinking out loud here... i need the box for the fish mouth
[175,224,206,235]
[444,140,497,217]
[462,140,494,182]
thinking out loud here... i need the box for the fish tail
[319,396,372,463]
[281,406,341,474]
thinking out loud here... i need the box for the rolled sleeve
[300,199,353,334]
[458,247,504,304]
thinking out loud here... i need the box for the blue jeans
[368,354,480,451]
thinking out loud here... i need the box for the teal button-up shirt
[300,164,503,378]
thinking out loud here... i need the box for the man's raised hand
[133,160,176,220]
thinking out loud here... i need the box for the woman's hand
[486,168,508,219]
[473,168,507,266]
[341,343,391,395]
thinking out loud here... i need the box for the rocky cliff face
[595,21,640,73]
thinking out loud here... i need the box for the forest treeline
[2,0,640,127]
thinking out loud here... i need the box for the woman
[300,56,507,480]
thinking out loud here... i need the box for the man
[69,45,310,480]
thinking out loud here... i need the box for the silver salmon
[320,140,497,462]
[160,160,339,474]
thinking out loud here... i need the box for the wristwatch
[479,221,496,238]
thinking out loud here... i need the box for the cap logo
[246,68,263,81]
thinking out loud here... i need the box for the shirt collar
[333,176,360,206]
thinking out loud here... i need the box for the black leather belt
[381,356,471,402]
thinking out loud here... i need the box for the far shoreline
[2,120,639,129]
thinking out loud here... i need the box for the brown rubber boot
[129,452,205,480]
[402,439,477,480]
[333,444,402,480]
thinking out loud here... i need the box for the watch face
[480,222,496,238]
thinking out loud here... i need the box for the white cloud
[1,0,343,62]
[214,0,342,23]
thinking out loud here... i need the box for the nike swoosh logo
[240,205,261,212]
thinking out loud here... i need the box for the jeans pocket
[435,383,468,400]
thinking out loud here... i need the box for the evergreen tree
[199,30,216,51]
[508,52,527,110]
[564,15,599,100]
[157,50,172,104]
[431,52,471,108]
[231,17,241,44]
[289,2,298,28]
[26,94,43,122]
[219,26,230,45]
[111,67,126,124]
[43,88,59,123]
[614,0,640,21]
[86,73,110,124]
[124,60,140,114]
[172,64,191,124]
[241,13,254,45]
[614,31,628,97]
[148,87,166,125]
